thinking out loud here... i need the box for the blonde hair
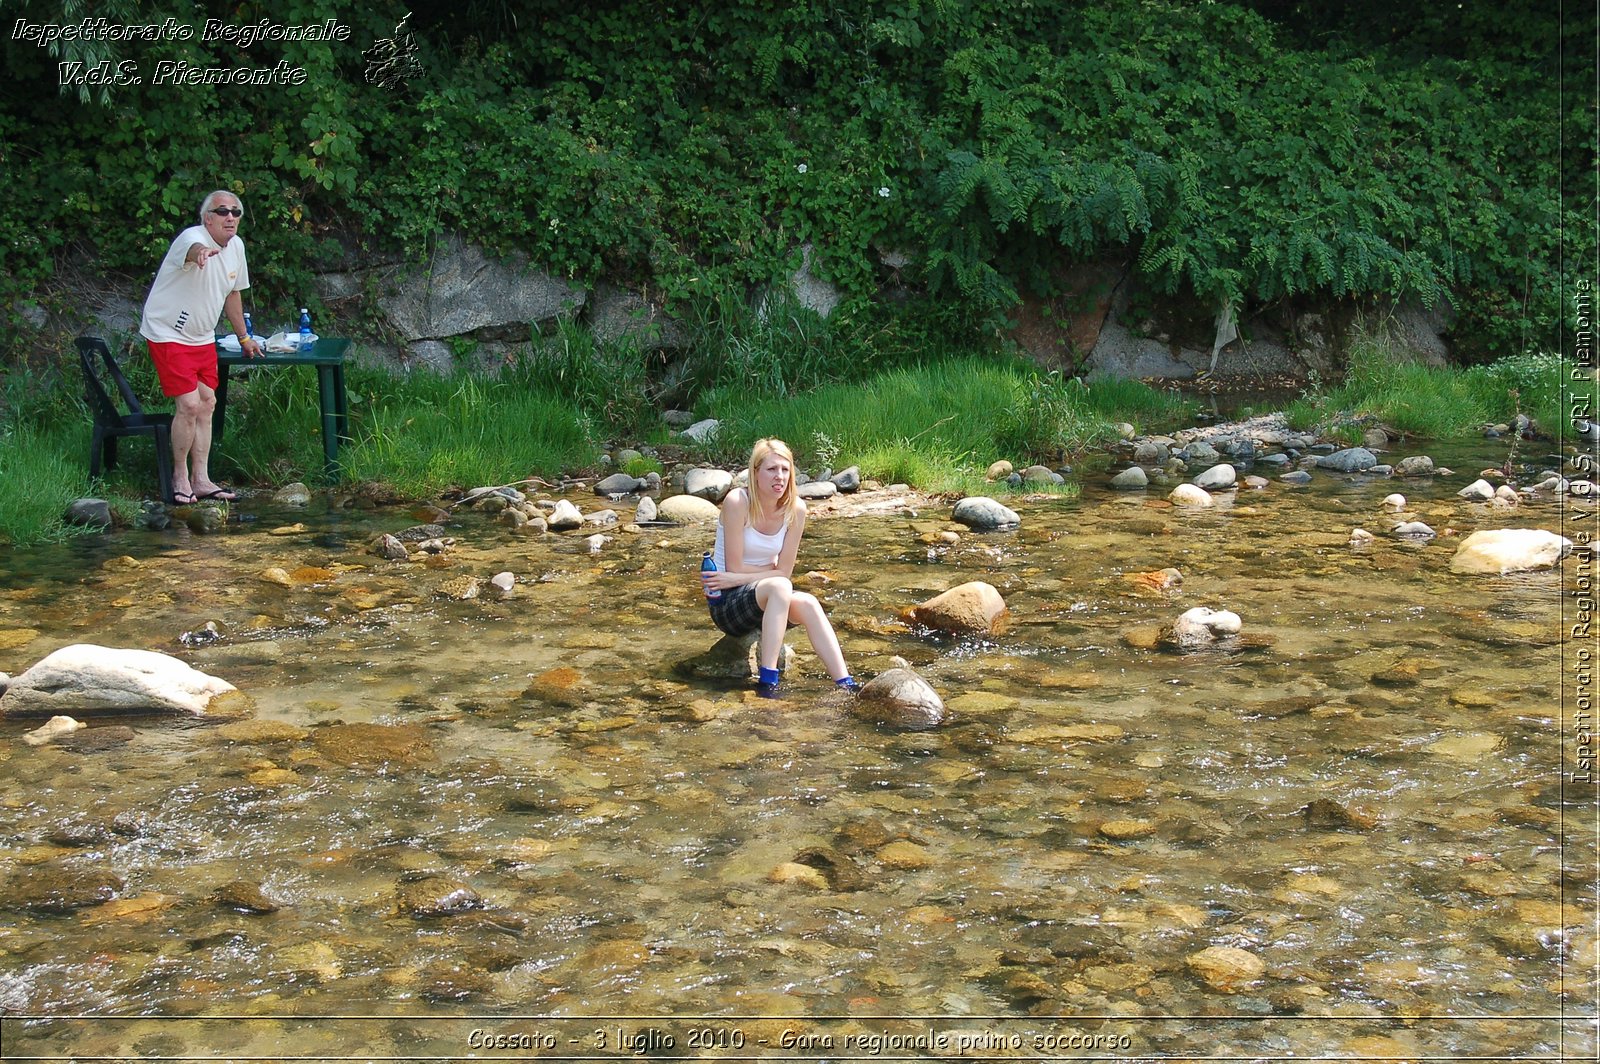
[747,437,798,527]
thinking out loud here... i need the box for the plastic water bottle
[701,551,721,600]
[242,312,254,341]
[298,307,312,350]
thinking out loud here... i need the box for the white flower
[877,187,891,197]
[796,163,808,174]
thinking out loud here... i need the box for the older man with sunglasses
[138,189,260,504]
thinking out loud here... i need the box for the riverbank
[1,344,1581,549]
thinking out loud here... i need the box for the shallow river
[0,440,1594,1062]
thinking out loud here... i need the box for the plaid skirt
[708,582,764,636]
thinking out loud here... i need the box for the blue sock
[758,667,782,687]
[835,675,860,690]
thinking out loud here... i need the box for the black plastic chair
[76,336,175,502]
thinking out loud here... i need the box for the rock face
[852,668,945,730]
[952,497,1020,531]
[906,582,1008,635]
[378,234,585,342]
[1450,529,1573,574]
[0,645,236,718]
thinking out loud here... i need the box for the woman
[701,438,861,698]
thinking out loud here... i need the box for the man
[138,189,261,504]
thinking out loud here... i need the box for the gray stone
[1132,440,1170,465]
[64,499,112,530]
[547,500,584,531]
[1279,470,1314,484]
[1021,465,1062,485]
[371,533,409,560]
[378,235,585,341]
[952,496,1020,531]
[404,340,456,375]
[1318,448,1378,472]
[1181,441,1221,464]
[588,282,684,351]
[1193,464,1237,491]
[1110,466,1149,489]
[853,668,945,730]
[595,473,643,496]
[1255,452,1290,467]
[662,409,696,428]
[798,480,837,500]
[1393,521,1436,539]
[675,632,795,681]
[681,418,720,444]
[1457,479,1496,502]
[584,509,619,528]
[830,466,861,493]
[0,644,236,718]
[396,523,447,542]
[685,468,734,503]
[1395,455,1436,476]
[273,482,312,506]
[635,496,658,523]
[785,242,841,318]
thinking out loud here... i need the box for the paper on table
[263,331,319,354]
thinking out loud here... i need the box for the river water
[0,440,1593,1062]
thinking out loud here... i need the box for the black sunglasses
[209,207,243,217]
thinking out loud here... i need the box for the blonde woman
[701,438,861,698]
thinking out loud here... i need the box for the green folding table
[214,338,351,479]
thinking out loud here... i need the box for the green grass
[1285,333,1576,440]
[701,355,1196,495]
[0,422,127,545]
[335,370,601,496]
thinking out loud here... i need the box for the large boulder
[905,582,1008,635]
[952,497,1020,531]
[852,668,944,730]
[1450,529,1573,575]
[0,645,236,718]
[377,234,585,342]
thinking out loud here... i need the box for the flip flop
[168,490,197,506]
[195,486,238,501]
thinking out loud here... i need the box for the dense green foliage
[0,0,1584,361]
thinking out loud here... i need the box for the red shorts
[147,340,219,397]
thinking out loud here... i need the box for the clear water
[0,443,1592,1061]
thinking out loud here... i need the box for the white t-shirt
[139,225,250,345]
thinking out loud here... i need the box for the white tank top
[712,517,789,571]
